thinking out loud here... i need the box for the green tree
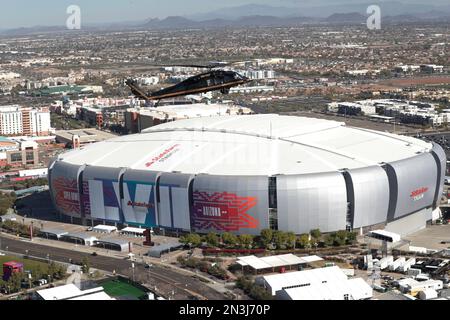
[260,229,273,247]
[239,234,254,249]
[205,232,219,248]
[310,229,321,240]
[336,230,347,243]
[249,285,273,300]
[273,231,287,249]
[285,232,296,249]
[324,233,336,247]
[325,232,345,247]
[81,257,90,274]
[235,276,253,292]
[31,265,43,281]
[297,233,310,249]
[180,233,202,248]
[222,232,238,247]
[347,231,358,244]
[0,278,6,292]
[8,272,23,293]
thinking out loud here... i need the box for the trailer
[389,257,406,271]
[378,256,394,270]
[399,257,416,273]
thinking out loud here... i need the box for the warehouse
[276,277,372,300]
[48,114,445,236]
[257,266,372,300]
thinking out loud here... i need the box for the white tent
[237,254,322,271]
[93,225,117,233]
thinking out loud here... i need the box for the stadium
[49,114,445,237]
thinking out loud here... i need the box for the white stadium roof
[58,114,432,176]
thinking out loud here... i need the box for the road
[0,234,226,300]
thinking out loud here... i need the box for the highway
[0,234,226,300]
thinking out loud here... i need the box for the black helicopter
[126,63,251,102]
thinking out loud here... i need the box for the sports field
[101,278,147,300]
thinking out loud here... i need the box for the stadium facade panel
[345,165,390,229]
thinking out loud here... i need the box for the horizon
[0,0,448,30]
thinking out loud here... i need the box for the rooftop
[57,114,432,176]
[55,129,117,143]
[37,284,114,300]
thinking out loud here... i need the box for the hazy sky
[0,0,447,29]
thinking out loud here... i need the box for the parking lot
[403,224,450,251]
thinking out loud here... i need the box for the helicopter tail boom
[125,79,153,101]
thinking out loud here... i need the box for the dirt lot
[380,76,450,87]
[403,224,450,251]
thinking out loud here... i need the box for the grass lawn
[101,278,147,299]
[0,255,50,277]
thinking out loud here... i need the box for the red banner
[192,191,259,232]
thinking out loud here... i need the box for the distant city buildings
[328,99,450,126]
[238,69,276,80]
[125,102,253,133]
[0,105,53,136]
[51,97,144,128]
[420,64,444,74]
[135,76,160,86]
[0,71,20,80]
[229,85,275,94]
[393,64,444,74]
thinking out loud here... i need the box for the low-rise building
[36,284,115,300]
[6,140,39,168]
[257,266,372,300]
[55,128,117,148]
[420,64,444,73]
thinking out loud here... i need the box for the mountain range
[187,2,450,20]
[1,2,450,36]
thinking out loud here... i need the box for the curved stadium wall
[48,115,446,236]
